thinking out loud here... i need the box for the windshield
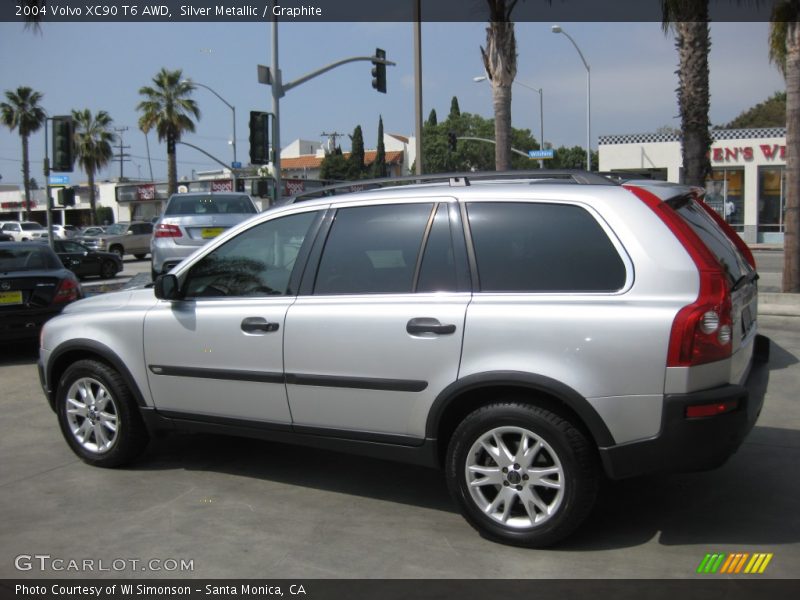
[0,246,60,272]
[104,224,128,235]
[165,195,256,216]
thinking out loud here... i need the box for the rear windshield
[165,195,256,216]
[671,196,752,284]
[0,246,61,272]
[21,223,44,231]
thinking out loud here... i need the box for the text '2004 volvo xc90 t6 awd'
[38,171,769,547]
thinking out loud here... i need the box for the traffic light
[371,48,386,94]
[51,116,74,172]
[448,131,458,152]
[57,187,76,207]
[249,111,270,165]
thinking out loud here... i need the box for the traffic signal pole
[266,20,395,204]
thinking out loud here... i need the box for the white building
[599,127,787,244]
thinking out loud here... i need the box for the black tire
[134,253,147,260]
[100,260,117,279]
[445,401,599,548]
[55,359,149,468]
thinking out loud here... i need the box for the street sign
[231,161,242,169]
[49,175,70,185]
[528,149,555,160]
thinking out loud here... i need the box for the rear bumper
[600,335,770,480]
[0,307,64,341]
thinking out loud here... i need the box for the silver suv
[78,221,153,259]
[38,172,768,547]
[151,192,259,279]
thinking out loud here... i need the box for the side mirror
[154,273,181,301]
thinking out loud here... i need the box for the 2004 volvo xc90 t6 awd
[38,171,769,547]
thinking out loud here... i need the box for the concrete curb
[758,292,800,317]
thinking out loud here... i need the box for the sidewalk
[759,292,800,317]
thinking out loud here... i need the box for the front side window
[184,211,318,298]
[314,203,434,295]
[467,202,627,293]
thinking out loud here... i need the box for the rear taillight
[155,224,182,238]
[625,185,733,367]
[54,278,80,303]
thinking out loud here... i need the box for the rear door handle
[241,317,279,334]
[406,317,456,335]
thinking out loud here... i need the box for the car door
[56,241,96,277]
[143,209,321,423]
[284,200,471,440]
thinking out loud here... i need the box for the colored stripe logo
[697,553,773,574]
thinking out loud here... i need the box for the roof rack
[281,169,617,205]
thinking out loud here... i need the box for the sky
[0,18,786,187]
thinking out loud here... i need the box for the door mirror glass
[154,273,181,300]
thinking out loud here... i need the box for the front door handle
[406,317,456,335]
[241,317,279,334]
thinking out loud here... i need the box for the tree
[136,68,200,195]
[348,125,366,179]
[72,109,115,225]
[449,96,461,120]
[769,4,799,292]
[662,3,712,187]
[1,86,45,220]
[372,116,387,178]
[551,146,599,171]
[319,147,350,182]
[426,109,438,127]
[724,92,786,129]
[481,0,518,171]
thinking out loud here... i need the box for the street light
[182,79,237,168]
[473,76,545,168]
[552,24,591,171]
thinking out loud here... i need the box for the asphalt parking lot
[0,312,798,582]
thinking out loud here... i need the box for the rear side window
[165,195,256,216]
[314,203,434,295]
[466,202,626,292]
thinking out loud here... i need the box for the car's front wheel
[56,360,149,467]
[446,402,598,548]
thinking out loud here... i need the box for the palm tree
[662,2,712,187]
[769,4,800,292]
[72,109,115,226]
[1,86,46,220]
[481,0,518,171]
[136,68,199,195]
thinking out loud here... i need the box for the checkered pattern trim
[598,127,786,145]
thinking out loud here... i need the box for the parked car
[78,226,106,237]
[52,240,123,280]
[1,241,82,342]
[151,192,259,279]
[1,221,47,241]
[0,232,13,242]
[77,221,153,259]
[38,171,768,548]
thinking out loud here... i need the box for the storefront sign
[211,179,233,192]
[711,144,786,163]
[137,184,156,200]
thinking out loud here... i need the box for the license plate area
[0,291,23,305]
[201,227,225,239]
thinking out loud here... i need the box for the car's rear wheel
[134,253,147,260]
[56,360,149,467]
[100,260,117,279]
[446,402,598,548]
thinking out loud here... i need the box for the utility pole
[321,131,345,152]
[113,127,131,180]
